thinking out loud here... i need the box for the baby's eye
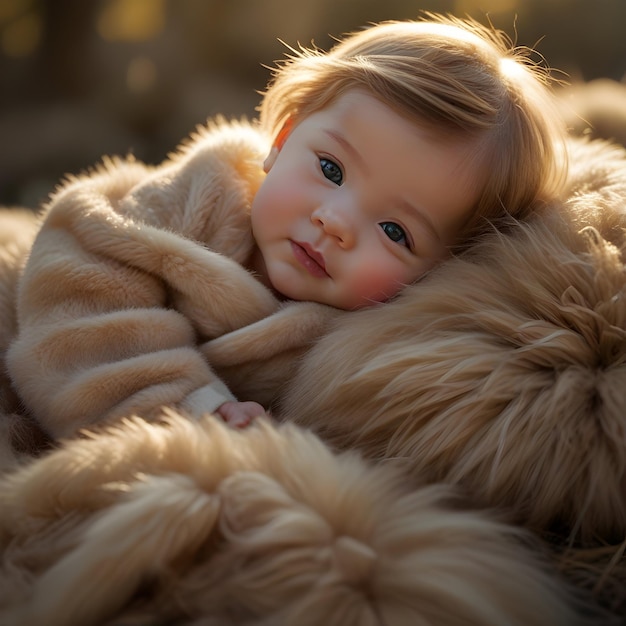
[319,158,343,185]
[380,222,410,248]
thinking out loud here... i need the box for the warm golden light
[1,9,41,57]
[97,0,165,42]
[454,0,521,16]
[0,0,28,23]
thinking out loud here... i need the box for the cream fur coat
[0,120,625,625]
[3,118,341,439]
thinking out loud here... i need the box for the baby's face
[251,88,486,310]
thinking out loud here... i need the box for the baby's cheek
[348,261,408,306]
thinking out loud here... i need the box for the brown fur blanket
[0,136,625,624]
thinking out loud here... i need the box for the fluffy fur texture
[0,412,584,626]
[0,130,625,623]
[0,209,46,469]
[279,138,626,545]
[0,210,39,413]
[4,119,339,438]
[557,79,626,149]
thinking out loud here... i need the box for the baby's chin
[319,294,390,312]
[268,273,392,310]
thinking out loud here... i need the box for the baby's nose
[311,206,355,249]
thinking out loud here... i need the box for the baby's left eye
[380,222,410,248]
[319,158,343,185]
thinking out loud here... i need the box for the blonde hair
[259,14,568,251]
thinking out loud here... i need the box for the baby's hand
[216,400,267,428]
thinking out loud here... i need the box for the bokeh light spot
[1,9,41,57]
[97,0,165,42]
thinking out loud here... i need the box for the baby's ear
[263,146,279,173]
[264,117,294,172]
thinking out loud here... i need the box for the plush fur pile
[276,137,626,616]
[280,139,626,542]
[0,412,585,626]
[0,135,625,624]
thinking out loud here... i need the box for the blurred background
[1,0,625,209]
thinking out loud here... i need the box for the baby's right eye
[319,158,343,186]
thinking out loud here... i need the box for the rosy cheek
[347,261,407,305]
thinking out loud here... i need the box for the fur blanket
[0,135,625,624]
[0,413,584,626]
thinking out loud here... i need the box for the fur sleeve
[6,120,280,438]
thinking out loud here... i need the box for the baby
[6,14,567,435]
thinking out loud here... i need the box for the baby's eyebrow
[323,129,369,176]
[399,198,441,244]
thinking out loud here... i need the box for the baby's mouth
[290,241,329,278]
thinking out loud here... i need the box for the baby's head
[250,14,568,310]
